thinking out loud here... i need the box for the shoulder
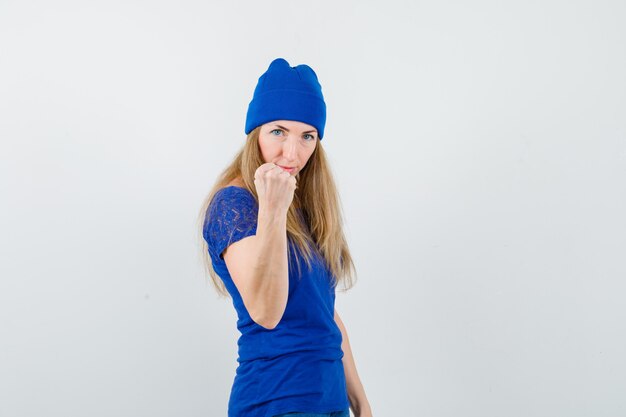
[204,186,258,261]
[213,177,252,198]
[207,186,258,223]
[211,185,256,206]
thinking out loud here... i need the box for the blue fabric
[203,186,349,417]
[272,409,350,417]
[245,57,327,140]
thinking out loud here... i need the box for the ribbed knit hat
[245,57,326,140]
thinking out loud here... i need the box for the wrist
[350,398,371,415]
[258,207,287,223]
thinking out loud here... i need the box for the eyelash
[270,129,315,141]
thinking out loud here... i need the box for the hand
[253,162,297,213]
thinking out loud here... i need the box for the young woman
[198,58,372,417]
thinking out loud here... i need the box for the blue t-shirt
[203,186,349,417]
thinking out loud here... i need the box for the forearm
[335,311,372,415]
[247,208,289,328]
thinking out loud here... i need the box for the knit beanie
[245,57,326,140]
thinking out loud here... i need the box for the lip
[278,165,295,173]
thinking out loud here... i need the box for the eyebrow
[273,124,317,134]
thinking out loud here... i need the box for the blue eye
[270,129,315,141]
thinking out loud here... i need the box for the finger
[256,162,277,175]
[280,170,295,180]
[268,165,289,177]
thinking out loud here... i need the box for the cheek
[301,147,316,164]
[258,137,274,159]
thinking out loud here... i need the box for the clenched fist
[253,163,297,213]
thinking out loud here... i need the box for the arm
[223,207,289,330]
[335,308,373,417]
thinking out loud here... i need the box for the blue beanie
[245,57,326,140]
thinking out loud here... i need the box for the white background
[1,1,625,416]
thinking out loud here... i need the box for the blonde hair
[196,126,357,298]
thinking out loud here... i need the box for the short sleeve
[203,187,259,263]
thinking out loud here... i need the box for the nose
[282,134,297,161]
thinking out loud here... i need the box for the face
[258,120,318,176]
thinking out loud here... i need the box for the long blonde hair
[196,126,357,298]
